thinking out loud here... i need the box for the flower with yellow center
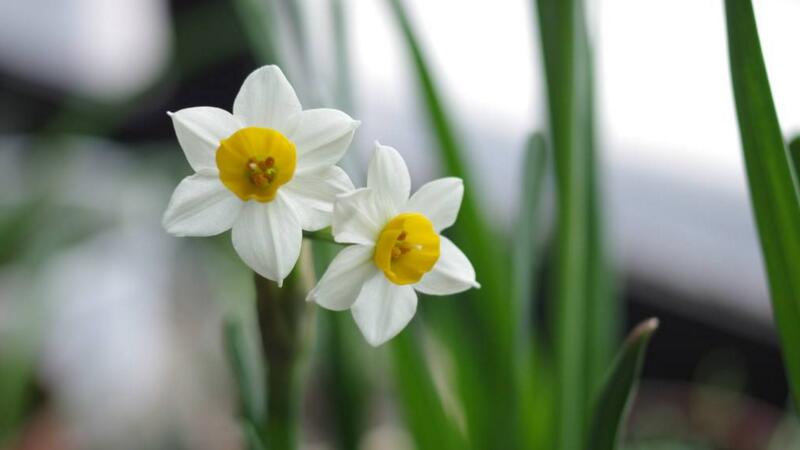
[308,143,480,346]
[162,65,359,285]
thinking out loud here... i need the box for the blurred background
[2,0,800,449]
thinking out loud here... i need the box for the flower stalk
[255,243,316,450]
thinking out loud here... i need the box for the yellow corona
[373,213,440,285]
[216,127,297,202]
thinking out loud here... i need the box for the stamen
[247,157,280,187]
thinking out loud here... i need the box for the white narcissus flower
[162,65,359,285]
[308,142,480,346]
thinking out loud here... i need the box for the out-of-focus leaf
[331,0,353,111]
[580,32,618,392]
[588,318,659,450]
[386,0,519,447]
[244,422,268,450]
[513,133,549,450]
[234,0,279,65]
[385,0,511,335]
[535,0,611,447]
[788,136,800,184]
[390,329,468,450]
[724,0,800,408]
[513,132,547,342]
[320,312,368,450]
[224,315,266,443]
[0,348,34,445]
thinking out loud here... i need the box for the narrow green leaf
[234,0,279,65]
[788,136,800,183]
[588,318,659,450]
[390,329,468,450]
[386,1,520,447]
[244,422,268,450]
[534,0,596,447]
[513,132,547,341]
[224,315,266,443]
[385,0,511,331]
[580,30,618,392]
[0,350,34,446]
[512,133,549,450]
[724,0,800,408]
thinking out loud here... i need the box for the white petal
[288,109,360,174]
[233,65,301,132]
[282,166,355,231]
[351,273,417,347]
[168,107,241,172]
[231,193,302,285]
[332,188,384,245]
[162,174,242,237]
[404,177,463,231]
[367,142,411,218]
[307,245,376,311]
[415,236,480,296]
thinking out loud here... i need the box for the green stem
[254,245,316,450]
[302,229,339,244]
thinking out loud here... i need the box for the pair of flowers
[162,66,479,346]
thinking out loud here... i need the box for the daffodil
[308,142,479,346]
[162,65,359,284]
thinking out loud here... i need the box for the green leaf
[224,314,266,448]
[788,136,800,183]
[512,133,550,450]
[581,35,618,392]
[390,329,468,450]
[535,0,608,447]
[724,0,800,408]
[385,0,511,339]
[386,0,520,447]
[244,422,268,450]
[0,348,34,445]
[588,318,659,450]
[513,132,547,341]
[234,0,279,65]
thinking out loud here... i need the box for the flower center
[373,213,440,285]
[216,127,296,202]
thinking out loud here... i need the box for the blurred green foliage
[725,0,800,410]
[11,0,800,448]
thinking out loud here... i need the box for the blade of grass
[724,0,800,408]
[534,0,594,447]
[588,318,659,450]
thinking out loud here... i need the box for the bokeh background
[2,0,800,449]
